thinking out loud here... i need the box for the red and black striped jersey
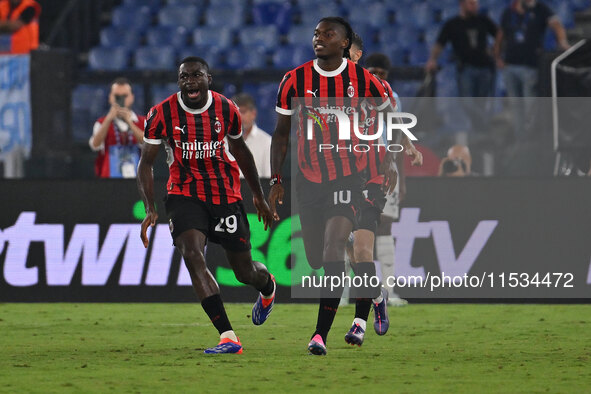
[276,58,390,183]
[366,79,398,184]
[144,90,242,205]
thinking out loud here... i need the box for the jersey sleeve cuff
[143,137,162,145]
[276,106,294,116]
[228,131,243,139]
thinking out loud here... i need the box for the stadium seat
[146,26,188,49]
[177,46,222,69]
[287,24,315,46]
[223,45,268,70]
[134,46,176,70]
[241,82,278,132]
[151,83,178,106]
[239,26,279,48]
[299,4,344,26]
[88,47,129,71]
[123,0,162,11]
[193,28,233,49]
[409,44,430,65]
[71,85,109,142]
[380,25,420,46]
[111,5,152,31]
[99,27,141,49]
[158,5,199,29]
[205,6,244,29]
[412,2,434,29]
[252,2,293,34]
[272,44,314,69]
[167,0,206,6]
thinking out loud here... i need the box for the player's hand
[425,59,438,73]
[380,155,398,195]
[268,184,284,221]
[406,144,423,166]
[253,195,274,231]
[140,210,158,248]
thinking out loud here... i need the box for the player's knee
[323,238,347,259]
[181,248,205,269]
[354,245,373,263]
[234,267,254,285]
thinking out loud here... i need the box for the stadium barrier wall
[0,178,590,302]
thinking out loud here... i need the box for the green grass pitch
[0,303,589,393]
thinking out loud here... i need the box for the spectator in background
[495,0,570,98]
[426,0,500,97]
[439,144,473,176]
[349,32,363,63]
[231,93,271,178]
[0,0,40,54]
[89,78,145,178]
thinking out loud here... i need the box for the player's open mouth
[314,44,325,50]
[187,90,200,100]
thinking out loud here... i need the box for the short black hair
[351,32,363,51]
[318,16,353,59]
[232,92,256,109]
[365,53,391,71]
[179,56,210,72]
[112,77,131,87]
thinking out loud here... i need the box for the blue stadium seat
[239,26,279,48]
[252,2,293,34]
[152,83,178,106]
[205,6,244,29]
[177,46,222,69]
[71,85,109,142]
[123,0,162,11]
[240,82,278,133]
[299,4,344,26]
[408,44,430,65]
[88,47,129,70]
[424,26,440,46]
[287,24,315,46]
[99,26,141,49]
[412,2,434,29]
[146,26,188,49]
[111,6,152,31]
[134,46,176,70]
[380,25,420,45]
[272,44,315,69]
[223,45,268,70]
[158,5,199,29]
[193,28,233,49]
[167,0,206,6]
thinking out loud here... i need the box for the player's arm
[268,114,291,220]
[0,19,24,33]
[228,136,273,230]
[137,142,159,248]
[548,17,570,50]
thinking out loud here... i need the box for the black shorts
[164,194,251,252]
[296,172,364,230]
[357,183,387,233]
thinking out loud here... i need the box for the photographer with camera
[439,144,473,177]
[89,78,145,178]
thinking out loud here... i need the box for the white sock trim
[353,318,367,331]
[220,330,238,342]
